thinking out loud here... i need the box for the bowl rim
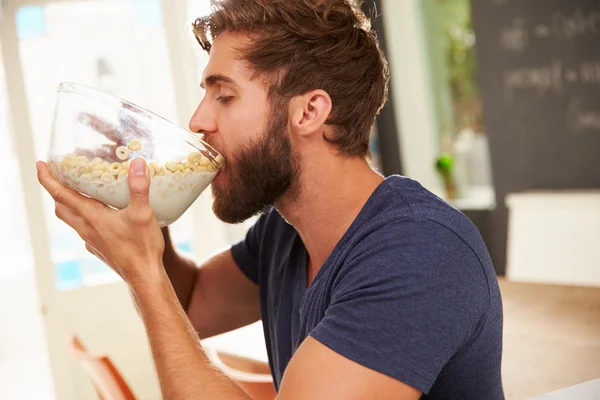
[56,82,225,169]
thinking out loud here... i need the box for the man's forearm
[132,267,251,400]
[162,227,198,310]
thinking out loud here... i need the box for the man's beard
[210,108,299,224]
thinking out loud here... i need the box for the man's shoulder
[341,213,488,280]
[354,175,486,251]
[334,176,497,299]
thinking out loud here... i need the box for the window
[424,0,495,209]
[15,0,195,290]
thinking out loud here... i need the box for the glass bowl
[47,82,224,227]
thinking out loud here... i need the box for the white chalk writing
[504,60,563,101]
[493,0,543,5]
[579,61,600,83]
[552,7,600,40]
[501,18,529,52]
[498,4,600,51]
[534,24,551,38]
[567,99,600,134]
[503,59,600,102]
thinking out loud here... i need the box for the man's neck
[275,156,384,285]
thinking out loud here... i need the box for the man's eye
[216,96,234,105]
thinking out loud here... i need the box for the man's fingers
[127,158,151,209]
[126,158,156,227]
[85,243,97,256]
[81,112,120,143]
[55,203,91,241]
[37,161,105,217]
[85,243,104,261]
[85,243,112,267]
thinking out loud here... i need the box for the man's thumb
[128,158,150,207]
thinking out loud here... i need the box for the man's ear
[289,90,332,137]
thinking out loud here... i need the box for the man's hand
[38,157,252,400]
[36,158,164,286]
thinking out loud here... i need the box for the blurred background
[0,0,598,399]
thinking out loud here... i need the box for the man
[37,0,504,398]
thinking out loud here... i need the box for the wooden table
[500,279,600,400]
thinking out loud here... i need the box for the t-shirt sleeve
[230,213,269,285]
[309,218,489,394]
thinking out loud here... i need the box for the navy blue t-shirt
[231,175,504,399]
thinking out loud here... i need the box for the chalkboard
[470,0,600,275]
[472,0,600,193]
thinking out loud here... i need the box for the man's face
[189,32,298,223]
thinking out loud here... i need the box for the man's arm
[161,227,197,308]
[162,228,261,339]
[134,265,420,400]
[278,337,422,400]
[134,267,251,399]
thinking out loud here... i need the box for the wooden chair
[205,347,276,400]
[67,335,275,400]
[66,335,136,400]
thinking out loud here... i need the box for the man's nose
[189,100,217,135]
